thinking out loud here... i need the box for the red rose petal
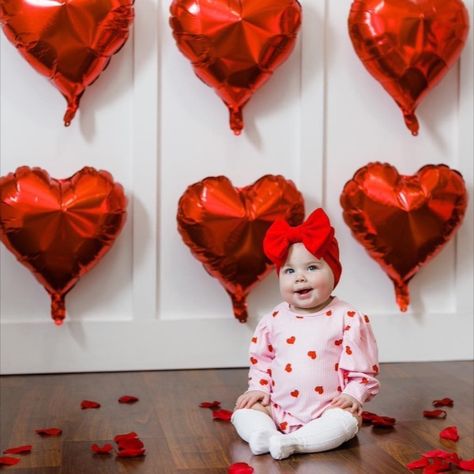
[3,445,32,455]
[371,415,396,427]
[406,457,429,470]
[116,448,146,458]
[422,460,451,473]
[423,449,447,458]
[212,409,233,422]
[439,426,459,442]
[408,449,465,472]
[81,400,101,409]
[199,401,221,409]
[0,456,21,466]
[361,411,378,423]
[423,410,447,419]
[422,449,459,464]
[228,462,254,474]
[35,428,62,436]
[432,398,454,408]
[117,438,144,451]
[361,411,396,427]
[91,443,113,454]
[118,395,139,404]
[458,458,474,471]
[113,432,138,442]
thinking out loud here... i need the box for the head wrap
[263,208,342,287]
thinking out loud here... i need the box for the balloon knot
[51,293,66,325]
[229,291,249,322]
[229,107,244,135]
[63,104,78,127]
[403,112,419,136]
[394,281,410,313]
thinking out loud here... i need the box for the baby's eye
[308,265,318,271]
[283,268,294,274]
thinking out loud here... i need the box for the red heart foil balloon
[169,0,301,135]
[340,163,467,311]
[177,175,304,322]
[0,0,134,126]
[0,166,127,324]
[348,0,469,135]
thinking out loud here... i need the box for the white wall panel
[1,0,472,374]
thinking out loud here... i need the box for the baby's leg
[231,403,281,455]
[269,408,359,460]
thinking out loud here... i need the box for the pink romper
[247,297,380,433]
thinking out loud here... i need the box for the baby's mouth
[295,288,312,295]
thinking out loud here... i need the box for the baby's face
[279,242,334,314]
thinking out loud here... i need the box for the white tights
[231,408,281,455]
[231,407,359,460]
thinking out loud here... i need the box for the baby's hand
[329,393,362,416]
[235,390,270,410]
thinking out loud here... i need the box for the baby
[231,208,380,460]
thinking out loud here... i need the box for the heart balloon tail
[50,292,67,325]
[393,279,410,312]
[63,96,81,127]
[228,290,249,323]
[402,110,419,136]
[228,106,244,135]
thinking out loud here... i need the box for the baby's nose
[295,273,306,282]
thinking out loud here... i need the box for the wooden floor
[0,361,473,473]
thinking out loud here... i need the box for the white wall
[1,0,472,374]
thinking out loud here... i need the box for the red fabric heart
[170,0,301,134]
[0,0,134,125]
[341,163,467,312]
[177,175,304,322]
[0,167,127,324]
[348,0,469,135]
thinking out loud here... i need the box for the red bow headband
[263,208,342,287]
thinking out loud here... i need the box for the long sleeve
[247,316,275,394]
[338,311,380,404]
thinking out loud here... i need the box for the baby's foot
[248,430,274,455]
[269,433,296,460]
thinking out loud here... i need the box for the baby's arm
[235,316,275,407]
[338,310,380,406]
